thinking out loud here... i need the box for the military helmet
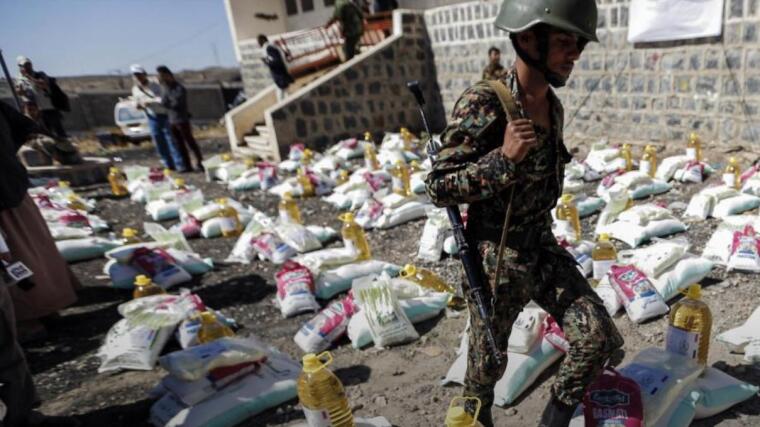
[494,0,599,42]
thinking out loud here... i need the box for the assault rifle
[406,81,502,362]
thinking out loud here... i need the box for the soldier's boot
[538,395,576,427]
[465,398,494,427]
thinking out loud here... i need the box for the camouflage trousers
[463,239,624,415]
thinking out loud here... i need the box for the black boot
[538,396,576,427]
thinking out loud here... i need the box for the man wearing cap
[15,56,68,139]
[425,1,623,426]
[130,64,186,172]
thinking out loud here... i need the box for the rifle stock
[406,81,502,363]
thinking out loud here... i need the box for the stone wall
[267,10,446,157]
[425,0,760,146]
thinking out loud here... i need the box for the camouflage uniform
[334,0,365,60]
[425,70,623,415]
[481,62,506,81]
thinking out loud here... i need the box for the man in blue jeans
[130,64,186,171]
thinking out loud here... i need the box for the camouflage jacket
[425,70,572,247]
[481,63,506,81]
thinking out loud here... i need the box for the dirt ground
[27,137,760,426]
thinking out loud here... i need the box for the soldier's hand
[501,119,538,163]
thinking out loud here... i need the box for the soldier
[327,0,365,61]
[482,47,505,80]
[425,1,624,426]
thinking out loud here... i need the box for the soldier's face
[546,31,582,79]
[490,51,501,64]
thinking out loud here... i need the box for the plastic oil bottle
[640,145,658,177]
[400,127,413,151]
[298,167,316,197]
[336,170,350,185]
[445,397,483,427]
[409,160,423,173]
[724,157,742,189]
[391,160,412,197]
[197,311,235,344]
[556,194,582,241]
[297,352,354,427]
[133,275,166,299]
[620,143,633,171]
[665,284,712,365]
[400,264,465,308]
[108,167,129,197]
[216,198,242,237]
[122,228,141,245]
[279,192,303,224]
[592,233,617,283]
[66,194,87,211]
[174,178,187,191]
[687,132,703,162]
[302,148,314,165]
[363,132,380,171]
[339,212,371,260]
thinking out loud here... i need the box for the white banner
[628,0,725,43]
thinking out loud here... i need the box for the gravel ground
[27,138,760,426]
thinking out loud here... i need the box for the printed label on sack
[723,173,737,188]
[686,148,697,161]
[593,260,615,281]
[666,325,700,360]
[619,363,670,398]
[303,407,332,427]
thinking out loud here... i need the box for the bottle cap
[122,228,137,238]
[302,352,332,373]
[59,180,70,188]
[163,168,172,176]
[599,233,610,242]
[561,193,573,204]
[729,157,738,163]
[134,275,152,286]
[282,192,293,201]
[364,131,372,141]
[174,178,185,187]
[216,197,228,205]
[109,167,120,174]
[445,397,481,427]
[339,212,355,223]
[689,132,699,142]
[400,264,417,277]
[221,153,232,162]
[199,311,217,323]
[686,284,701,299]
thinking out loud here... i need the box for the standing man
[257,35,294,101]
[425,1,623,426]
[327,0,365,61]
[15,56,69,138]
[481,47,505,80]
[157,66,204,172]
[130,64,187,172]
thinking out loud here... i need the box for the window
[301,0,314,12]
[285,0,298,15]
[324,0,335,6]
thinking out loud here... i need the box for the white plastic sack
[594,277,622,317]
[315,260,401,300]
[294,294,357,354]
[159,337,269,382]
[618,348,703,425]
[417,207,450,262]
[714,194,760,218]
[693,366,759,419]
[653,256,714,301]
[657,155,691,182]
[97,319,174,373]
[601,218,686,248]
[147,200,180,221]
[352,273,419,348]
[275,261,320,318]
[608,265,669,323]
[374,202,430,229]
[273,222,322,253]
[619,239,689,278]
[56,237,120,263]
[716,305,760,353]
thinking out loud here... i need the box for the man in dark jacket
[15,56,68,139]
[157,66,203,172]
[258,34,294,101]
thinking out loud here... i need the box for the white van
[114,99,150,141]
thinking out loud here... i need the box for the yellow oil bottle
[592,233,617,282]
[302,148,314,165]
[363,132,380,171]
[640,145,658,177]
[221,153,232,162]
[666,284,712,365]
[197,311,235,344]
[122,228,141,245]
[336,170,349,185]
[244,158,256,170]
[400,127,413,151]
[409,160,423,172]
[174,178,188,190]
[391,160,412,197]
[297,352,354,427]
[133,275,166,299]
[66,194,87,211]
[445,397,483,427]
[724,157,742,189]
[400,264,465,308]
[620,143,633,171]
[339,212,371,261]
[163,168,173,179]
[687,132,702,162]
[298,167,316,197]
[216,198,243,237]
[556,194,582,241]
[278,192,303,224]
[108,167,129,196]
